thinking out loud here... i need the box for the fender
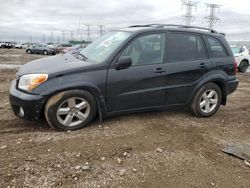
[40,81,107,120]
[188,73,228,105]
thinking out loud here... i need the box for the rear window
[166,33,207,62]
[205,36,228,58]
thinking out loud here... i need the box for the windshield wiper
[75,53,88,61]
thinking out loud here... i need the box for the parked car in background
[26,44,57,55]
[231,45,250,72]
[0,42,14,48]
[62,44,84,54]
[56,44,72,53]
[21,44,29,49]
[15,43,23,49]
[9,24,239,131]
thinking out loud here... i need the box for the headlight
[18,74,48,91]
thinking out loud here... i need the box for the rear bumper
[228,79,239,95]
[9,80,47,121]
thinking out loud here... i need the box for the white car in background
[231,45,250,73]
[15,43,23,49]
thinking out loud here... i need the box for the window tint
[197,36,207,59]
[166,33,207,62]
[206,36,227,58]
[121,34,165,66]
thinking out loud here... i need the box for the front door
[106,33,167,112]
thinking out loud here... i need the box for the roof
[117,24,224,36]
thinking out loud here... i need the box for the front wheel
[191,83,222,117]
[45,90,97,131]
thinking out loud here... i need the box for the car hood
[18,53,93,76]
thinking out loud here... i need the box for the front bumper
[9,80,47,121]
[228,79,239,95]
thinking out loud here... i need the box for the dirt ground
[0,49,250,188]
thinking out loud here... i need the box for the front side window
[166,33,207,62]
[80,31,132,63]
[206,36,228,58]
[121,33,165,66]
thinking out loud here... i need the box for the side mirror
[116,56,132,70]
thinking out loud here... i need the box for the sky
[0,0,250,42]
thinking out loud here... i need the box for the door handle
[200,63,208,69]
[154,67,166,73]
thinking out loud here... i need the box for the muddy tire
[238,60,249,73]
[44,90,97,131]
[191,83,222,117]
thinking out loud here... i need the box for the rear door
[106,33,167,112]
[160,32,212,105]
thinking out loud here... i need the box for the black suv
[9,24,239,131]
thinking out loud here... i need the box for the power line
[203,3,221,29]
[181,0,198,26]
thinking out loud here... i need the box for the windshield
[80,31,132,63]
[231,46,240,54]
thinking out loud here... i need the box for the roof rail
[129,24,218,33]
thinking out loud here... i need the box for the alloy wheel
[56,97,90,127]
[199,89,219,113]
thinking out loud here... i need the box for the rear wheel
[45,90,97,131]
[191,83,222,117]
[238,60,249,73]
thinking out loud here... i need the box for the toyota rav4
[9,24,239,131]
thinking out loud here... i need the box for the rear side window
[166,33,207,62]
[206,36,228,58]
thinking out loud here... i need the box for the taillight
[233,60,238,74]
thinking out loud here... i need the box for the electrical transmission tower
[203,3,221,29]
[85,24,91,41]
[181,0,198,26]
[99,25,105,36]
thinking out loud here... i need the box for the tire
[190,83,222,117]
[43,50,48,55]
[44,90,97,131]
[26,49,32,54]
[238,60,249,73]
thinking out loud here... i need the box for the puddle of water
[0,64,21,70]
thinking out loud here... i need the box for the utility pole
[181,0,198,26]
[99,25,104,36]
[51,32,54,44]
[71,31,74,41]
[42,34,46,43]
[203,3,221,29]
[29,36,33,43]
[62,30,65,43]
[85,24,91,41]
